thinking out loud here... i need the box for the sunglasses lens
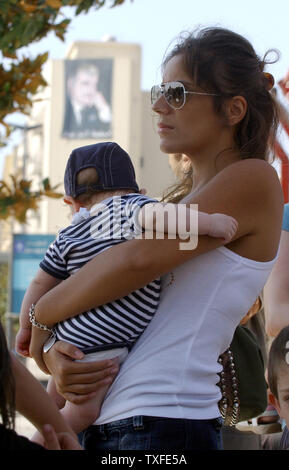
[151,85,160,105]
[164,82,185,109]
[151,82,185,109]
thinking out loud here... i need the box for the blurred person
[278,68,289,102]
[265,325,289,449]
[264,203,289,338]
[0,321,82,450]
[168,153,192,181]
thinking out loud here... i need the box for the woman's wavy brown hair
[161,27,279,203]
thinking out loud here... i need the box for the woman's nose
[152,94,171,114]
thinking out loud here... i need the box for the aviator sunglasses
[151,81,219,110]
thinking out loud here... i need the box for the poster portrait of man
[62,59,113,139]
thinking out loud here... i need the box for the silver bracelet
[28,304,55,335]
[43,334,57,354]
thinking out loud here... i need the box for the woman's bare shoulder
[207,158,283,209]
[226,159,283,212]
[187,158,283,245]
[220,158,281,188]
[191,158,282,206]
[217,159,283,259]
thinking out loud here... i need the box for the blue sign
[11,234,55,314]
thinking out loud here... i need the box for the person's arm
[11,354,78,440]
[137,202,238,242]
[35,158,281,328]
[35,159,282,403]
[15,269,62,357]
[264,230,289,337]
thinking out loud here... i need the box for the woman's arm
[264,230,289,337]
[35,158,282,328]
[138,202,238,242]
[36,158,282,403]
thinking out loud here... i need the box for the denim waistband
[91,415,221,433]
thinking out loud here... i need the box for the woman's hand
[43,341,119,404]
[29,327,51,373]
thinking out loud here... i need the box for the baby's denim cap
[64,141,139,197]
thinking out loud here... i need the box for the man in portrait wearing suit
[62,62,112,139]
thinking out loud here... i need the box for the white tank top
[95,246,277,424]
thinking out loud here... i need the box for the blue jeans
[82,415,223,450]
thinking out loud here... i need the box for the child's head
[268,326,289,428]
[64,142,139,210]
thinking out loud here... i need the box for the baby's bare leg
[59,382,111,434]
[59,346,129,433]
[47,376,66,409]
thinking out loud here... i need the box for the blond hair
[75,167,99,205]
[75,167,135,206]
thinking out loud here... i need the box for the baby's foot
[208,213,238,243]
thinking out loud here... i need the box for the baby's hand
[208,213,238,244]
[15,327,32,357]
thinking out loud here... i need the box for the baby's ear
[63,195,74,205]
[268,389,281,416]
[63,195,82,212]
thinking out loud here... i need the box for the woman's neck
[189,146,241,193]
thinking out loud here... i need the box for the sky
[1,0,289,172]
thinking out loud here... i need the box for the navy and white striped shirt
[40,194,161,350]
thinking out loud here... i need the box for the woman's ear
[226,95,247,126]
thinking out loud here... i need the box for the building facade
[3,39,176,239]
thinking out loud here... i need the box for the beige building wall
[44,41,144,233]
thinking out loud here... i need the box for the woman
[29,27,283,450]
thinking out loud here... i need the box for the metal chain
[218,348,240,426]
[28,303,55,335]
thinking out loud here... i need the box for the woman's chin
[159,140,178,155]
